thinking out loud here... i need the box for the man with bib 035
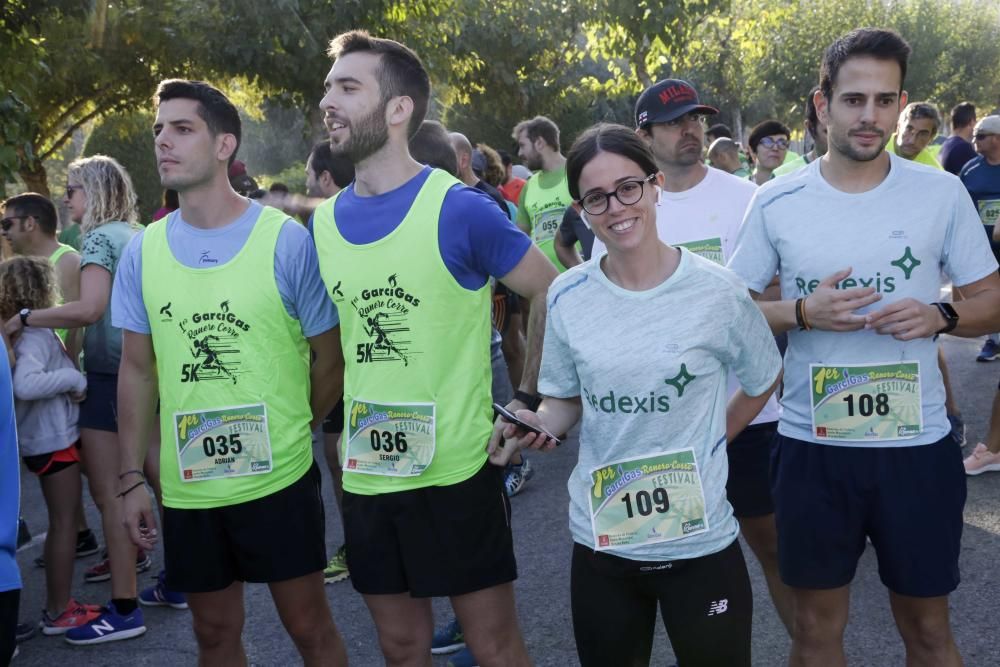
[313,31,556,667]
[115,80,348,666]
[728,29,1000,667]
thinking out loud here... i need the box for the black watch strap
[513,390,542,411]
[932,302,958,334]
[19,309,30,326]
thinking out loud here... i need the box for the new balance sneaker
[35,529,101,568]
[446,646,479,667]
[431,616,465,655]
[139,570,188,610]
[323,544,349,584]
[64,601,146,645]
[40,599,102,635]
[964,443,1000,475]
[977,339,1000,362]
[948,414,967,448]
[84,550,152,583]
[504,457,534,497]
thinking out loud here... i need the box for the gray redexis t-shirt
[541,249,782,561]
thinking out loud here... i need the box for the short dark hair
[154,79,242,166]
[748,120,791,153]
[268,183,290,194]
[1,192,58,235]
[309,142,355,189]
[706,123,732,140]
[820,28,911,102]
[951,102,976,130]
[566,123,658,201]
[408,121,458,177]
[327,30,430,138]
[805,86,821,139]
[513,116,560,152]
[497,149,514,167]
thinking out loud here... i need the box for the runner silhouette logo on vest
[349,273,422,366]
[175,299,252,384]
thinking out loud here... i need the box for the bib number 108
[370,430,408,453]
[843,393,889,417]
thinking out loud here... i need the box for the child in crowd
[0,256,100,634]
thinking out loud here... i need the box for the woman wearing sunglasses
[488,123,782,666]
[4,155,152,643]
[748,120,792,186]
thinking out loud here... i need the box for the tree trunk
[18,158,50,197]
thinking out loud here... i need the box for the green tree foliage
[82,112,162,223]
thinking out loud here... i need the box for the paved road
[11,334,1000,666]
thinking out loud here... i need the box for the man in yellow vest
[512,116,573,271]
[114,79,347,664]
[314,30,556,667]
[888,102,942,168]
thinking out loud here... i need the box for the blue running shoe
[431,616,465,654]
[446,646,479,667]
[64,601,146,645]
[139,570,188,610]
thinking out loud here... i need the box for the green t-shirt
[58,223,82,250]
[516,167,572,271]
[773,154,809,178]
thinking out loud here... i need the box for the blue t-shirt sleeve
[274,221,339,338]
[439,186,532,290]
[111,231,151,334]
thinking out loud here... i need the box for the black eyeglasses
[65,185,82,198]
[0,215,29,232]
[975,133,996,141]
[579,174,656,216]
[758,137,790,150]
[662,112,707,129]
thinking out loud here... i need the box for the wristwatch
[18,308,31,327]
[513,390,542,411]
[932,302,958,334]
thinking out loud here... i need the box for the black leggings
[0,588,18,667]
[571,539,752,667]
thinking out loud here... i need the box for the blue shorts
[771,434,965,597]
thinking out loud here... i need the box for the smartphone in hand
[493,403,561,446]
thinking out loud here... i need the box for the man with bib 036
[313,32,556,667]
[728,29,1000,667]
[115,80,348,666]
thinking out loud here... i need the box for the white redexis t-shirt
[728,153,998,448]
[590,166,780,424]
[541,250,782,561]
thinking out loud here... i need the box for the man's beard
[331,105,389,165]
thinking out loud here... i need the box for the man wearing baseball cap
[592,78,794,632]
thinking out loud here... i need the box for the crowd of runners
[2,23,1000,667]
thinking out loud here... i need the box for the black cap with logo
[634,79,719,129]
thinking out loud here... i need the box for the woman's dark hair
[748,120,791,153]
[566,123,658,200]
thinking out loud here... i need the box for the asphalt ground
[10,333,1000,666]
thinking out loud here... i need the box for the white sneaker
[963,443,1000,475]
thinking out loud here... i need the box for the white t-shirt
[590,167,780,424]
[728,153,998,447]
[541,249,782,561]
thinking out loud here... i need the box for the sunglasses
[0,215,29,232]
[975,133,996,141]
[66,185,82,198]
[758,137,790,150]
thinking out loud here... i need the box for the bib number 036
[369,430,408,453]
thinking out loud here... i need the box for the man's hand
[69,389,86,403]
[487,408,559,466]
[803,267,883,331]
[121,482,159,551]
[865,299,945,340]
[4,315,22,338]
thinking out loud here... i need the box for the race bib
[978,199,1000,226]
[174,403,272,482]
[590,449,708,551]
[531,209,563,246]
[810,362,922,441]
[344,399,435,476]
[677,237,724,265]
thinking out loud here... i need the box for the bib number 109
[843,393,889,417]
[620,487,670,518]
[370,430,408,453]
